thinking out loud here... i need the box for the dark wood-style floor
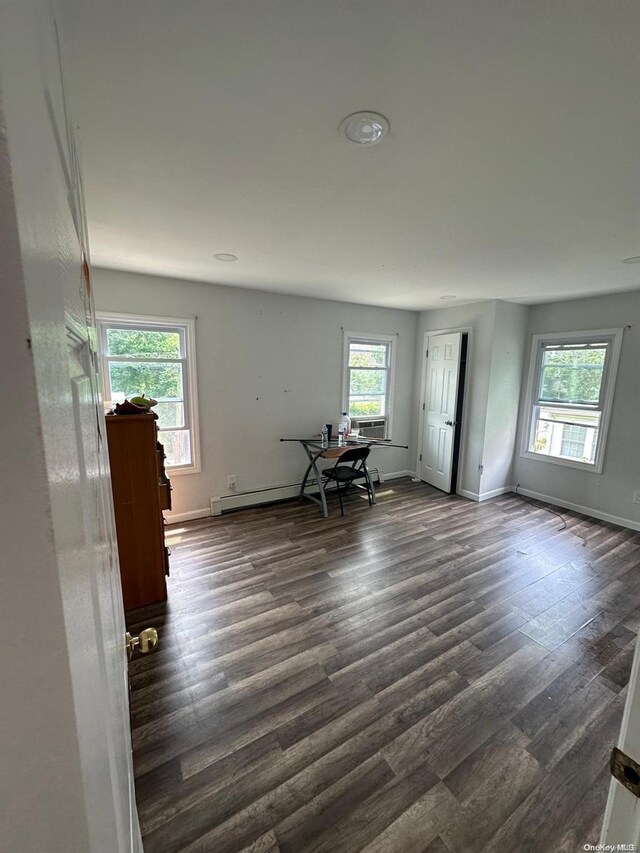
[127,479,640,853]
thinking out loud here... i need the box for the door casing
[416,326,474,495]
[601,634,640,845]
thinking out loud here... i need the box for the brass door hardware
[610,747,640,798]
[126,627,159,660]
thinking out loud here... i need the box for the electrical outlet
[228,475,237,492]
[633,490,640,505]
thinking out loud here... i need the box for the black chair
[321,446,376,516]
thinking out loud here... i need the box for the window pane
[560,424,588,459]
[109,361,183,401]
[539,346,606,405]
[106,328,181,358]
[349,368,386,396]
[530,406,600,464]
[349,396,385,417]
[349,342,388,368]
[160,430,191,466]
[155,401,185,429]
[348,367,387,417]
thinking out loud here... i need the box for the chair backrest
[333,446,370,467]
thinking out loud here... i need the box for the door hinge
[422,402,425,411]
[419,454,422,461]
[426,349,429,358]
[610,747,640,798]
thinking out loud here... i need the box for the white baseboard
[458,486,514,502]
[481,485,516,501]
[209,467,391,516]
[514,487,640,533]
[383,470,417,482]
[210,483,301,515]
[163,508,211,524]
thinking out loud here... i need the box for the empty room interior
[3,1,640,852]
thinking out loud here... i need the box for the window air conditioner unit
[354,418,386,439]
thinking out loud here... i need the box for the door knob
[126,627,158,659]
[445,419,455,427]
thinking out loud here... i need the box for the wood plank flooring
[126,479,640,853]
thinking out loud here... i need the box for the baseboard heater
[210,468,383,516]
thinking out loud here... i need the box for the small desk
[280,436,409,517]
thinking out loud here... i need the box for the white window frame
[342,331,396,439]
[521,328,623,474]
[97,312,201,475]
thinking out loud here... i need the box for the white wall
[481,301,529,496]
[513,290,640,529]
[95,271,640,530]
[416,300,498,496]
[94,268,419,518]
[416,299,528,500]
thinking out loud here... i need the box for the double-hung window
[522,329,623,472]
[343,332,395,438]
[97,313,200,473]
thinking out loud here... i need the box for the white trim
[519,449,601,473]
[211,484,301,515]
[96,311,201,474]
[96,310,196,327]
[383,470,417,482]
[458,489,481,502]
[520,327,624,475]
[457,486,514,503]
[515,486,640,533]
[208,466,391,516]
[480,486,515,501]
[164,508,210,523]
[416,326,473,497]
[342,331,397,439]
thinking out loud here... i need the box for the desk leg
[300,445,328,517]
[310,454,328,518]
[299,459,314,500]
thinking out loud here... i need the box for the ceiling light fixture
[440,295,457,300]
[214,253,238,262]
[339,111,389,145]
[621,256,640,264]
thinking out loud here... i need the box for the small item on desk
[321,424,329,447]
[339,411,351,436]
[337,424,345,445]
[325,423,333,443]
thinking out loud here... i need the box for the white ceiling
[59,0,640,311]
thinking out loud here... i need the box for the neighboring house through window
[522,328,623,472]
[97,313,200,473]
[342,332,396,439]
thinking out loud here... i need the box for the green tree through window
[346,339,392,420]
[539,346,606,405]
[99,318,198,469]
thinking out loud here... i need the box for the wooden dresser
[105,412,171,611]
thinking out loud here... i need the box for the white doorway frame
[416,326,474,496]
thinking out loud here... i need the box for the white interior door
[0,1,142,849]
[601,636,640,846]
[50,39,143,853]
[419,332,462,493]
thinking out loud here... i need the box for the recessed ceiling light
[339,112,389,145]
[214,253,238,262]
[440,295,457,300]
[621,256,640,264]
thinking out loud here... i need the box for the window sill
[520,450,603,474]
[167,463,201,476]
